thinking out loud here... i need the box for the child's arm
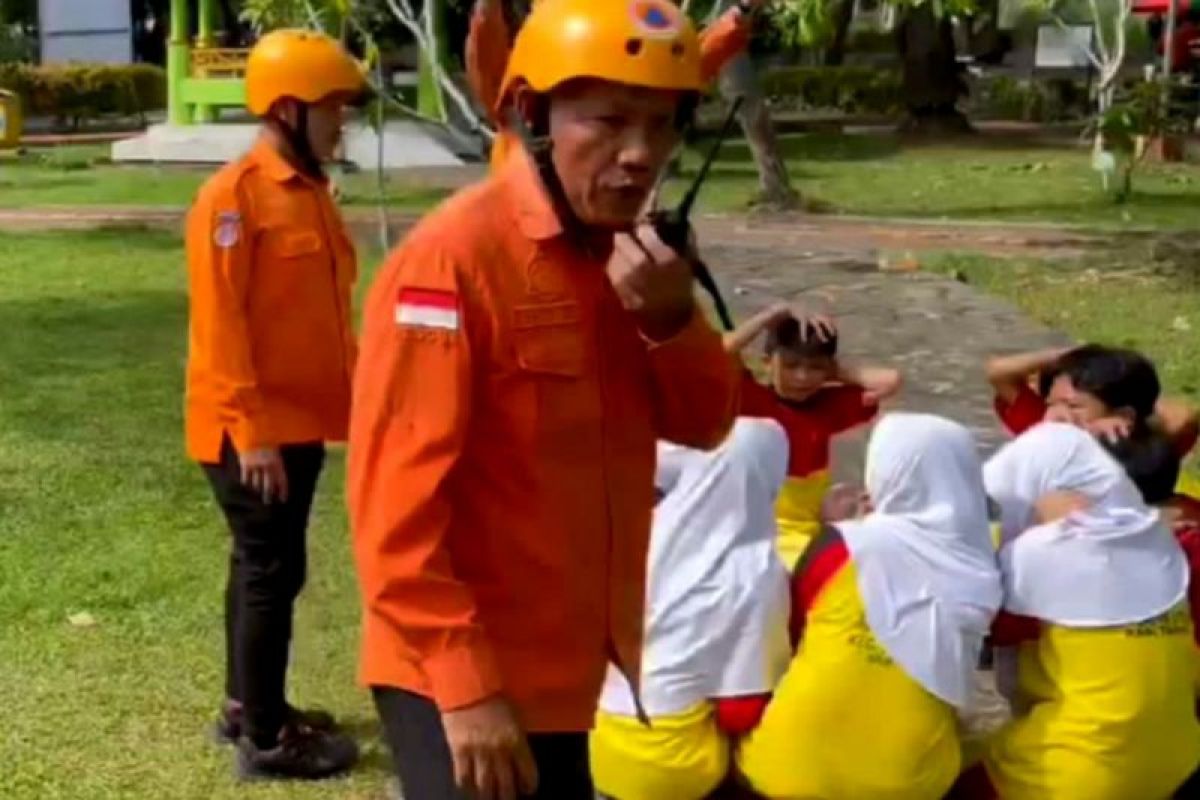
[836,363,903,404]
[1154,397,1200,456]
[986,347,1073,403]
[1034,490,1090,523]
[723,302,794,355]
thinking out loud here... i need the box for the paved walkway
[0,204,1108,259]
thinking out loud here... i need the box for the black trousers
[202,436,326,746]
[373,688,593,800]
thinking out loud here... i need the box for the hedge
[761,66,904,115]
[0,63,167,128]
[760,66,1093,123]
[967,75,1089,123]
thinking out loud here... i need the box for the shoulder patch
[395,287,459,331]
[213,211,242,248]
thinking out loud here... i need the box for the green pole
[197,0,216,47]
[417,0,448,120]
[193,0,217,122]
[167,0,191,125]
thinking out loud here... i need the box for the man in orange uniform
[348,0,740,797]
[466,0,768,170]
[185,29,362,781]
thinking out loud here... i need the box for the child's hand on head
[765,302,793,323]
[791,310,837,343]
[822,483,870,522]
[1086,416,1133,444]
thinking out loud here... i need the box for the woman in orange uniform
[185,29,363,782]
[976,423,1200,800]
[736,413,1002,799]
[465,0,767,171]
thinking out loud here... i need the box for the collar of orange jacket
[502,149,565,242]
[250,136,332,186]
[501,147,632,257]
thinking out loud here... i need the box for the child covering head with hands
[727,303,902,567]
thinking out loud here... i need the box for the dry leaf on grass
[878,252,920,273]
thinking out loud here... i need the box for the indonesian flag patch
[395,287,459,331]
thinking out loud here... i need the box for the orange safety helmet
[245,29,365,116]
[497,0,704,111]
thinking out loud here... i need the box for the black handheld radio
[648,96,744,332]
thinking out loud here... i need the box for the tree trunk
[717,53,798,209]
[824,0,857,67]
[894,3,972,135]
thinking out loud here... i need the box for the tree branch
[1110,0,1130,82]
[382,0,492,136]
[1087,0,1110,64]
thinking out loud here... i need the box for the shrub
[0,25,36,62]
[760,66,903,115]
[762,67,1093,123]
[0,63,167,129]
[969,76,1088,123]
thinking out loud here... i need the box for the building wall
[39,0,133,64]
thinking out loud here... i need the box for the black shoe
[213,703,337,745]
[235,728,359,781]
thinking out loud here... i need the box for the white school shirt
[599,417,792,717]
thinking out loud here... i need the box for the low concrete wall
[113,121,465,169]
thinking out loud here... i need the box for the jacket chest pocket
[507,302,604,453]
[512,302,587,378]
[268,229,326,263]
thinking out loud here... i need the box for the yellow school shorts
[590,702,728,800]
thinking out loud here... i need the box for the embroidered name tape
[396,287,459,331]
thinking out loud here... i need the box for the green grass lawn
[0,228,391,799]
[678,132,1200,230]
[0,145,450,210]
[12,133,1200,231]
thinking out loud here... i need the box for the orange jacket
[184,139,358,462]
[466,2,752,171]
[348,154,739,731]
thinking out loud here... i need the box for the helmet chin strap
[270,104,324,179]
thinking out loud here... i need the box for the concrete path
[0,205,1109,258]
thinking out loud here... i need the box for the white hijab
[983,422,1188,627]
[838,413,1002,709]
[599,417,792,716]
